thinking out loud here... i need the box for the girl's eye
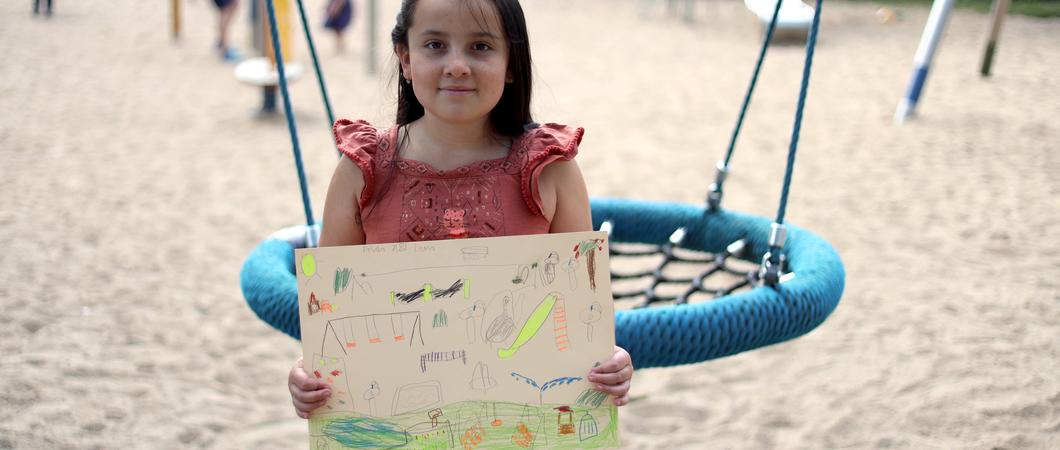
[425,41,444,50]
[473,42,492,52]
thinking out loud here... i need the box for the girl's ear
[396,44,412,80]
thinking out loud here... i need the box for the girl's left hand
[588,346,634,406]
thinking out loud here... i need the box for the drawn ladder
[554,297,570,351]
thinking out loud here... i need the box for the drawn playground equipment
[294,233,620,449]
[241,0,844,372]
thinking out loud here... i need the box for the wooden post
[979,0,1010,77]
[172,0,181,41]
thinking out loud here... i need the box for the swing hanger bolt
[668,227,687,246]
[713,160,731,184]
[599,220,614,237]
[758,251,788,287]
[706,161,731,210]
[759,223,789,287]
[724,239,747,259]
[768,223,787,248]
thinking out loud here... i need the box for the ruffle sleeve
[333,119,385,209]
[519,123,585,217]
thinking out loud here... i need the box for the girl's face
[398,0,511,128]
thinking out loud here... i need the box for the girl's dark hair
[391,0,533,137]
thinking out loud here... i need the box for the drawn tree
[572,239,605,291]
[510,372,582,405]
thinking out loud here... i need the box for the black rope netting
[604,223,761,308]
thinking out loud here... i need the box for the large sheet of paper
[296,231,619,449]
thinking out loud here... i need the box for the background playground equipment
[171,0,180,41]
[744,0,815,41]
[636,0,814,41]
[235,0,304,117]
[32,0,53,16]
[895,0,1012,123]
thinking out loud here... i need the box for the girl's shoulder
[515,123,586,217]
[333,119,397,160]
[516,122,584,158]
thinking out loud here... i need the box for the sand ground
[1,0,1057,448]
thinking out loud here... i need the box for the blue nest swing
[240,0,842,370]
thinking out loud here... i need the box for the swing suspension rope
[290,0,337,144]
[263,0,344,247]
[609,0,823,305]
[707,0,784,210]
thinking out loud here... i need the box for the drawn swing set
[239,0,845,448]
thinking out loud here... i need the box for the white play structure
[744,0,815,39]
[640,0,815,39]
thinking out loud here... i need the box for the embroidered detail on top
[399,177,506,241]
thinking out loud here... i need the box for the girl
[288,0,634,419]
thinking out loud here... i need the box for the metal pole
[366,0,377,74]
[979,0,1010,77]
[895,0,955,124]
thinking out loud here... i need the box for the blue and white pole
[895,0,955,124]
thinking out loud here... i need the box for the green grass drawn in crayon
[433,310,448,328]
[334,268,351,295]
[576,389,609,408]
[312,400,619,449]
[498,293,557,360]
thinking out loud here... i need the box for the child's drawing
[483,292,515,344]
[362,381,381,417]
[334,268,351,294]
[459,301,485,343]
[581,302,603,343]
[573,238,606,292]
[297,231,618,449]
[563,257,579,290]
[498,293,560,360]
[432,309,448,328]
[468,361,497,394]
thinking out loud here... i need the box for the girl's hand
[289,357,331,419]
[588,346,634,406]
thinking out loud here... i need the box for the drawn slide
[498,293,558,360]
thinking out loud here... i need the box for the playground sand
[1,0,1057,448]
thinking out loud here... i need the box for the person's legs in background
[215,0,242,61]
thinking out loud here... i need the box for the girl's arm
[539,160,592,233]
[319,156,367,247]
[538,159,634,406]
[290,156,366,419]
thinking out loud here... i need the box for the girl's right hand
[289,357,332,419]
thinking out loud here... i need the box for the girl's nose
[444,55,471,78]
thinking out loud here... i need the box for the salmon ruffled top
[333,119,584,244]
